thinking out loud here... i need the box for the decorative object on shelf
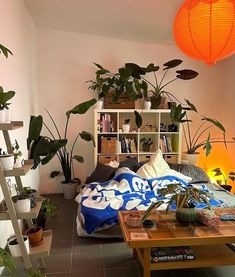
[174,0,235,64]
[122,119,131,133]
[140,183,213,223]
[20,187,37,208]
[140,137,153,152]
[7,235,29,257]
[144,100,151,110]
[0,86,15,123]
[26,226,43,247]
[0,247,15,275]
[124,60,198,109]
[12,139,24,168]
[27,98,96,199]
[170,101,235,160]
[212,167,235,192]
[0,149,14,170]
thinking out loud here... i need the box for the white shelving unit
[94,109,182,167]
[0,121,52,270]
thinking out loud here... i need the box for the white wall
[37,28,225,193]
[0,0,38,252]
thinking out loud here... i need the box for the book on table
[151,246,196,262]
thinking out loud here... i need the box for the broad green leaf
[66,98,97,118]
[125,63,145,78]
[201,116,226,133]
[203,134,212,156]
[80,131,95,146]
[119,67,130,80]
[185,99,198,112]
[134,111,142,129]
[50,171,60,178]
[163,59,182,69]
[27,115,43,150]
[73,155,84,163]
[176,69,199,80]
[145,63,160,72]
[0,44,13,58]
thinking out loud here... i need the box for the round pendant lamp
[174,0,235,64]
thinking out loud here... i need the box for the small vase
[95,100,103,109]
[144,101,151,110]
[0,154,14,170]
[181,152,200,165]
[176,207,197,223]
[122,124,130,133]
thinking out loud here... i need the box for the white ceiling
[24,0,183,43]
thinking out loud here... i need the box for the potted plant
[0,86,15,123]
[123,60,199,109]
[122,119,131,133]
[27,98,96,199]
[12,188,31,213]
[0,247,15,275]
[212,167,235,192]
[0,148,14,170]
[170,102,235,164]
[26,224,43,247]
[141,183,213,224]
[140,137,153,152]
[7,235,29,257]
[36,198,57,229]
[11,139,24,168]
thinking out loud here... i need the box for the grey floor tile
[206,266,235,277]
[101,250,136,269]
[105,267,140,277]
[51,240,73,256]
[71,269,105,277]
[47,273,70,277]
[44,254,71,273]
[52,227,74,242]
[71,254,103,272]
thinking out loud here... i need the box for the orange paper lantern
[174,0,235,64]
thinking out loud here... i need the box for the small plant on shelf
[122,119,131,133]
[141,183,213,223]
[140,137,153,152]
[0,86,16,123]
[11,139,23,168]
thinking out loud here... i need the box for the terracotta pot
[181,152,200,165]
[26,226,42,245]
[176,207,197,223]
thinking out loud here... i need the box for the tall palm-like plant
[27,98,96,183]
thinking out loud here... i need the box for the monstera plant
[27,98,96,199]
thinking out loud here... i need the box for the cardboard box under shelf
[163,154,178,164]
[119,155,138,162]
[99,155,117,164]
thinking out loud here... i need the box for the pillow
[86,162,117,184]
[118,158,139,172]
[106,160,120,168]
[136,150,192,182]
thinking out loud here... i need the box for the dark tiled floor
[2,194,235,276]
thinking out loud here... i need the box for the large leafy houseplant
[123,59,199,108]
[140,183,213,223]
[27,98,96,193]
[170,102,234,156]
[0,247,15,276]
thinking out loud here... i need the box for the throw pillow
[86,162,117,184]
[136,149,192,182]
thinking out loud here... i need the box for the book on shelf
[120,137,137,153]
[160,135,172,153]
[98,113,115,133]
[151,246,196,263]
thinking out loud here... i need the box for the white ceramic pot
[0,155,14,170]
[13,156,24,168]
[62,182,77,199]
[122,124,130,133]
[181,152,200,165]
[95,100,103,109]
[0,110,7,123]
[144,101,151,110]
[5,110,11,123]
[14,198,31,213]
[7,235,29,257]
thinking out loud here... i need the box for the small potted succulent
[0,148,14,170]
[212,167,235,192]
[0,86,15,123]
[140,183,213,223]
[122,119,130,133]
[140,137,153,152]
[12,139,24,168]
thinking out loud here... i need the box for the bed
[75,151,235,238]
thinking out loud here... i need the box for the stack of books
[119,137,137,153]
[151,246,196,262]
[98,113,115,133]
[159,135,172,153]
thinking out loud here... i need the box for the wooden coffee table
[118,208,235,277]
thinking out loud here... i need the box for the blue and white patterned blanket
[76,171,222,234]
